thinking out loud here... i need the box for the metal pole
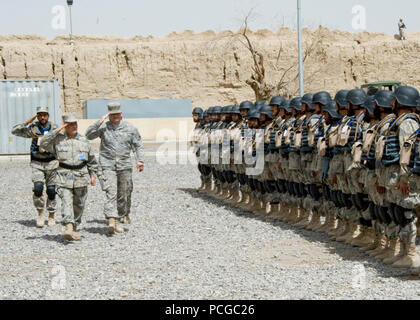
[68,2,74,45]
[297,0,304,96]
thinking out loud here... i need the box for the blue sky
[0,0,418,38]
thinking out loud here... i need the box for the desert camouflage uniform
[40,131,97,226]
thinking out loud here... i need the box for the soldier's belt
[31,154,56,163]
[59,161,88,170]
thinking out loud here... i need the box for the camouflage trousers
[100,169,133,219]
[31,161,57,213]
[57,186,88,226]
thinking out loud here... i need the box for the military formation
[191,85,420,271]
[12,102,144,241]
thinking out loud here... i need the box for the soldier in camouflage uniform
[264,96,288,216]
[361,91,398,261]
[197,108,214,194]
[11,106,58,228]
[40,114,98,241]
[190,107,205,191]
[378,86,420,268]
[85,102,144,235]
[232,101,254,208]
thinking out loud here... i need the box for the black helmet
[247,109,260,120]
[395,86,420,107]
[231,105,241,115]
[260,105,274,120]
[290,97,302,111]
[374,90,395,109]
[283,100,292,113]
[198,113,204,120]
[203,110,209,118]
[254,101,265,109]
[334,90,350,108]
[192,107,203,115]
[269,96,286,107]
[302,93,314,110]
[312,91,332,106]
[207,107,215,115]
[239,101,254,110]
[324,101,342,119]
[362,96,375,115]
[213,106,222,114]
[346,89,368,106]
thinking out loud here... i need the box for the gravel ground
[1,149,420,300]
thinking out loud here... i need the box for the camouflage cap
[36,106,49,114]
[62,113,77,123]
[107,102,122,114]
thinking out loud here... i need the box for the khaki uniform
[40,131,97,225]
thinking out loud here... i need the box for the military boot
[306,212,321,231]
[343,222,359,244]
[290,205,302,224]
[392,242,420,268]
[122,215,131,224]
[295,208,310,227]
[363,232,381,252]
[47,212,56,227]
[326,215,339,236]
[368,235,387,257]
[351,226,373,247]
[269,203,280,218]
[302,211,315,230]
[196,180,205,192]
[63,223,81,241]
[312,214,325,232]
[36,209,45,228]
[234,192,248,208]
[211,183,221,196]
[226,189,240,204]
[107,218,116,235]
[336,221,351,242]
[375,239,393,259]
[329,219,344,240]
[115,219,124,233]
[382,239,401,264]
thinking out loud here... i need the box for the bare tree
[235,10,326,101]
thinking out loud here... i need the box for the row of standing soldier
[191,86,420,271]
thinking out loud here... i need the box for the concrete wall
[78,118,195,142]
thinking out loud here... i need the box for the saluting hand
[100,113,110,124]
[25,115,38,125]
[136,162,144,172]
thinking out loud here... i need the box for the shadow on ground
[179,187,416,280]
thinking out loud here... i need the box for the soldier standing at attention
[40,114,98,242]
[398,19,407,40]
[11,106,58,228]
[85,102,144,235]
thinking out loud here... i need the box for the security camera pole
[297,0,304,96]
[67,0,74,45]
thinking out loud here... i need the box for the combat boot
[36,209,45,228]
[326,215,339,236]
[392,242,420,268]
[47,212,56,227]
[343,222,359,244]
[269,203,280,218]
[107,218,116,235]
[351,226,373,247]
[368,235,387,257]
[63,223,81,241]
[336,221,351,242]
[375,238,393,259]
[226,190,240,204]
[312,214,325,232]
[295,208,310,227]
[122,215,131,224]
[363,232,381,252]
[196,180,205,192]
[306,212,321,231]
[382,239,401,264]
[115,219,124,233]
[210,184,221,196]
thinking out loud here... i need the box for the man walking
[11,106,58,228]
[85,102,144,235]
[40,114,97,241]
